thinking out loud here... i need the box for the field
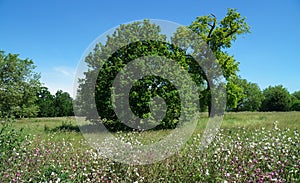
[1,112,299,182]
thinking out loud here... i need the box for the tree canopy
[188,8,250,112]
[292,91,300,100]
[36,87,74,117]
[0,51,41,118]
[0,52,74,119]
[76,9,250,131]
[261,85,292,112]
[231,78,263,111]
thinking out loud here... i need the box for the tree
[77,9,250,130]
[0,51,41,118]
[187,8,250,115]
[292,90,300,100]
[291,100,300,111]
[260,85,291,111]
[53,90,74,117]
[77,20,188,130]
[291,91,300,111]
[36,87,56,117]
[231,78,263,111]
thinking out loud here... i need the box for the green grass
[1,112,299,182]
[13,112,300,136]
[10,112,300,146]
[222,111,300,130]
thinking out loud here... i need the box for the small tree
[260,85,291,111]
[0,51,41,118]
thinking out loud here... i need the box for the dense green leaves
[291,100,300,111]
[261,85,292,111]
[0,51,41,118]
[53,90,74,117]
[292,91,300,100]
[188,8,250,112]
[291,91,300,111]
[36,87,74,117]
[0,122,26,172]
[77,10,251,130]
[36,87,56,117]
[231,78,264,111]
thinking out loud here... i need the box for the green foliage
[292,90,300,100]
[36,87,56,117]
[261,85,292,111]
[226,77,244,110]
[291,100,300,111]
[36,87,74,117]
[231,78,263,111]
[188,8,250,111]
[0,51,41,118]
[0,120,26,172]
[78,20,194,131]
[53,90,74,117]
[78,10,250,130]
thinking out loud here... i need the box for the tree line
[228,78,300,112]
[36,87,74,117]
[0,51,73,119]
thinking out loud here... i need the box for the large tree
[0,51,41,118]
[78,21,187,130]
[188,8,250,114]
[77,9,250,130]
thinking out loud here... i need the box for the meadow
[1,112,299,182]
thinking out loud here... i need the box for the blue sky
[0,0,299,97]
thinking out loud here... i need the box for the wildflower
[56,178,61,183]
[205,169,209,175]
[16,172,20,177]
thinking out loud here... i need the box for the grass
[222,112,300,129]
[1,112,299,182]
[13,112,300,140]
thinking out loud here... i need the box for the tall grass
[1,112,299,182]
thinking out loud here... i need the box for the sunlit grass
[1,112,299,182]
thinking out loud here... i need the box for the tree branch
[206,14,216,46]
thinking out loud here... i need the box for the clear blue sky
[0,0,299,97]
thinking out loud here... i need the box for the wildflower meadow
[0,112,299,182]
